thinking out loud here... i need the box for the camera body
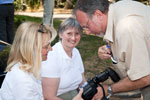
[81,68,120,100]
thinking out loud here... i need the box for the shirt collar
[58,41,75,60]
[104,4,114,43]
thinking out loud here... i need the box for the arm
[94,75,150,100]
[111,75,150,93]
[79,73,86,86]
[42,77,62,100]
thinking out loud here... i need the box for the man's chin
[95,32,105,37]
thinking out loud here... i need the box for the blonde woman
[0,22,56,100]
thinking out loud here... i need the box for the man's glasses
[82,19,90,30]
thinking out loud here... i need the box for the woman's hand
[72,88,83,100]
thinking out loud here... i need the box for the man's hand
[92,85,109,100]
[98,45,111,60]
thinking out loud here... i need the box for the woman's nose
[71,34,76,40]
[48,45,53,51]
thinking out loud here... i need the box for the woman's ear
[59,33,62,39]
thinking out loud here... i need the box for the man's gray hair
[73,0,109,17]
[58,17,83,35]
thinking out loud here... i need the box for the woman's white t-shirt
[41,42,84,96]
[0,63,43,100]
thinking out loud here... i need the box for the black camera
[80,68,120,100]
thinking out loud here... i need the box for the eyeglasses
[38,24,53,42]
[38,24,52,50]
[38,24,47,33]
[82,19,90,30]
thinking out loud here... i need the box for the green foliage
[14,0,27,11]
[14,15,42,31]
[14,15,62,30]
[13,0,77,10]
[77,34,112,79]
[14,15,42,24]
[55,0,77,8]
[14,0,40,11]
[115,0,149,5]
[72,0,77,8]
[27,0,40,10]
[0,46,11,72]
[55,0,66,8]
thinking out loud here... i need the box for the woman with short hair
[41,17,85,100]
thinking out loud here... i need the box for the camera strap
[97,83,109,100]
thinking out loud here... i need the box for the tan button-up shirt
[104,0,150,80]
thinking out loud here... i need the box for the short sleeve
[12,78,42,100]
[79,53,84,73]
[1,68,43,100]
[41,50,61,78]
[116,16,150,80]
[75,48,85,73]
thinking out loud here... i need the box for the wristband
[107,84,112,98]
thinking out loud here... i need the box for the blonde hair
[6,22,56,78]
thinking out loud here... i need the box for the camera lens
[80,81,88,88]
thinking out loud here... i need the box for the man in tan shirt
[73,0,150,100]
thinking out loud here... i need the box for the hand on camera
[72,88,84,100]
[93,85,109,100]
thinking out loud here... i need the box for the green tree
[27,0,40,10]
[55,0,76,9]
[14,0,40,11]
[64,0,73,9]
[115,0,149,5]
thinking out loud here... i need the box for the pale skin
[75,9,150,100]
[42,32,85,100]
[41,33,52,61]
[42,27,86,100]
[42,74,85,100]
